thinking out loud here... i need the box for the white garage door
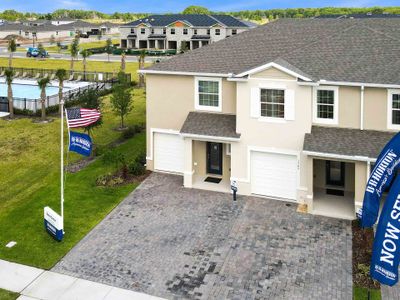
[251,151,298,200]
[154,132,184,174]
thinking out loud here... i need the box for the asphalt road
[0,49,168,63]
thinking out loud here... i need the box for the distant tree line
[1,6,400,22]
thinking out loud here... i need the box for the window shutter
[250,87,261,118]
[285,89,295,121]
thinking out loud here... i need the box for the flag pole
[60,98,64,233]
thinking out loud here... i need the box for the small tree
[105,38,113,63]
[5,69,14,119]
[97,30,103,41]
[179,41,189,53]
[110,72,133,129]
[37,42,46,58]
[50,34,56,45]
[7,38,17,68]
[56,41,62,53]
[138,49,146,88]
[70,36,80,73]
[55,69,67,113]
[80,89,103,138]
[81,49,92,79]
[38,77,51,121]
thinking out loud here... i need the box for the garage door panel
[251,151,297,200]
[154,133,184,174]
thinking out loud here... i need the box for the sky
[0,0,399,14]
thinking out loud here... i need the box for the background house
[120,14,254,51]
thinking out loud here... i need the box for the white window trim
[387,89,400,130]
[259,88,286,121]
[313,86,339,125]
[194,77,222,112]
[226,143,231,155]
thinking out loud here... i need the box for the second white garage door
[251,151,298,200]
[154,132,184,174]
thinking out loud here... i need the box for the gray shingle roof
[303,126,395,159]
[147,18,400,85]
[123,14,249,28]
[180,112,240,139]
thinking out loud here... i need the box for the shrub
[128,160,146,176]
[121,124,144,140]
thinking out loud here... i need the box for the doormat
[326,189,345,196]
[205,177,222,184]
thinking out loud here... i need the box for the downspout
[360,86,365,130]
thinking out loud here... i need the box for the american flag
[66,108,101,128]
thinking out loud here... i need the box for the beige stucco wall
[146,74,236,169]
[232,72,313,197]
[250,67,296,81]
[337,86,360,129]
[363,87,388,131]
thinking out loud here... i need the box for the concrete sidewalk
[0,259,164,300]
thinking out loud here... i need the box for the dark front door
[326,160,345,187]
[207,142,223,175]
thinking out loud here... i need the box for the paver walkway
[381,284,400,300]
[53,173,353,299]
[0,259,163,299]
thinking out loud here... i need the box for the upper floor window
[170,28,175,34]
[388,90,400,129]
[313,86,338,125]
[140,28,146,34]
[260,89,285,118]
[232,29,237,35]
[163,28,166,34]
[151,28,154,34]
[207,29,210,35]
[130,28,135,33]
[183,28,188,35]
[215,29,221,35]
[194,29,198,34]
[195,77,222,112]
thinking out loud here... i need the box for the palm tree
[81,49,91,80]
[5,69,14,119]
[120,51,126,72]
[55,69,67,113]
[37,77,51,121]
[70,36,80,74]
[7,38,17,68]
[138,50,146,87]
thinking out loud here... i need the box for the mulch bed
[352,220,380,289]
[66,157,96,173]
[96,170,152,187]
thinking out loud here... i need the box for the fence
[0,81,112,113]
[0,67,131,83]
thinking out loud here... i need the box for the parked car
[26,47,49,58]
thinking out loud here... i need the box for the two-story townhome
[119,14,253,51]
[140,18,400,220]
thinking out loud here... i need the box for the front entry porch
[311,159,356,219]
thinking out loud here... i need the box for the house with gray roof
[119,14,252,51]
[140,17,400,220]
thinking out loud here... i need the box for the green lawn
[18,39,120,53]
[0,89,146,269]
[0,289,19,300]
[1,58,144,82]
[354,287,381,300]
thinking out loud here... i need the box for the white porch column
[183,138,193,188]
[305,156,314,212]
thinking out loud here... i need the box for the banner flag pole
[61,98,65,233]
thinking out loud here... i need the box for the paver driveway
[53,173,352,300]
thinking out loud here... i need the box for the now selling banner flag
[69,131,92,157]
[370,174,400,286]
[361,132,400,228]
[66,108,101,128]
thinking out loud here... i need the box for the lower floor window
[392,93,400,125]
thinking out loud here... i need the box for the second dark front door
[207,142,223,175]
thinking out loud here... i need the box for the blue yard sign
[370,175,400,286]
[361,132,400,228]
[44,206,64,242]
[69,131,92,157]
